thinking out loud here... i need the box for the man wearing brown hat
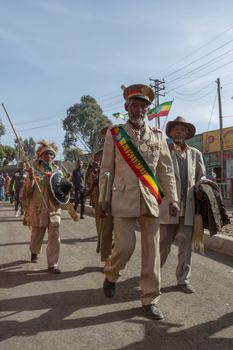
[24,140,66,274]
[99,84,179,320]
[159,116,206,293]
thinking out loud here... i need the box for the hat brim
[166,120,196,140]
[50,172,71,205]
[127,95,152,104]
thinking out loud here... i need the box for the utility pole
[216,78,224,179]
[149,78,165,128]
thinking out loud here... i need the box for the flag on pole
[113,112,128,121]
[147,101,173,121]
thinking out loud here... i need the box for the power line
[167,46,233,86]
[165,38,233,81]
[4,121,62,135]
[153,25,233,78]
[166,57,233,93]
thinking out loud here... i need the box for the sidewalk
[204,231,233,257]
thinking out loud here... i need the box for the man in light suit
[99,84,179,320]
[159,116,206,293]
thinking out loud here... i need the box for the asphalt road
[0,202,233,350]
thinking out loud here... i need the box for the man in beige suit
[99,84,179,320]
[160,117,206,293]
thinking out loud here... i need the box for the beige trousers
[160,217,192,285]
[104,215,161,306]
[30,225,60,268]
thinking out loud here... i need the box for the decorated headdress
[36,139,58,159]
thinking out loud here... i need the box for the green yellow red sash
[111,126,164,204]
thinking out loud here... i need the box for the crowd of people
[1,82,229,322]
[0,161,28,217]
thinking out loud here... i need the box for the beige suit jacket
[99,122,178,218]
[159,144,206,226]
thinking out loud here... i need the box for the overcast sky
[1,0,233,156]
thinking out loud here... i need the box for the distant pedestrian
[9,162,27,216]
[0,173,5,201]
[3,172,11,201]
[207,168,216,180]
[72,160,86,219]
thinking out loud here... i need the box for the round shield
[50,172,72,205]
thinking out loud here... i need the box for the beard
[129,113,145,128]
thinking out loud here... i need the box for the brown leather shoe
[178,284,195,293]
[143,304,164,320]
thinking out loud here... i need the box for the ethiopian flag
[113,112,128,121]
[148,101,173,121]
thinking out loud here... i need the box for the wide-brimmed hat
[123,84,154,105]
[50,172,72,205]
[166,116,196,140]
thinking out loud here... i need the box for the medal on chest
[139,143,148,152]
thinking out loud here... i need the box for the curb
[204,231,233,257]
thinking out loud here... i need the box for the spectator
[72,160,86,219]
[9,162,27,217]
[3,172,11,201]
[207,168,216,180]
[0,173,5,201]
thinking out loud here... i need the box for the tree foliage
[63,147,83,161]
[63,95,112,153]
[14,137,36,161]
[0,119,6,142]
[0,145,16,165]
[24,137,36,160]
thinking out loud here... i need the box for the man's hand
[27,167,34,179]
[169,202,179,217]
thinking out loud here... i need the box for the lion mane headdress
[36,139,58,160]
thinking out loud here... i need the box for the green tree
[63,147,83,161]
[0,145,16,165]
[63,95,112,152]
[14,137,36,161]
[23,137,36,160]
[0,119,5,142]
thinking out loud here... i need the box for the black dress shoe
[103,278,115,298]
[31,253,39,263]
[177,284,195,293]
[48,266,61,274]
[143,304,164,320]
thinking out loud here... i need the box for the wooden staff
[1,103,46,202]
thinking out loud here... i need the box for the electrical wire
[167,47,233,86]
[166,57,233,93]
